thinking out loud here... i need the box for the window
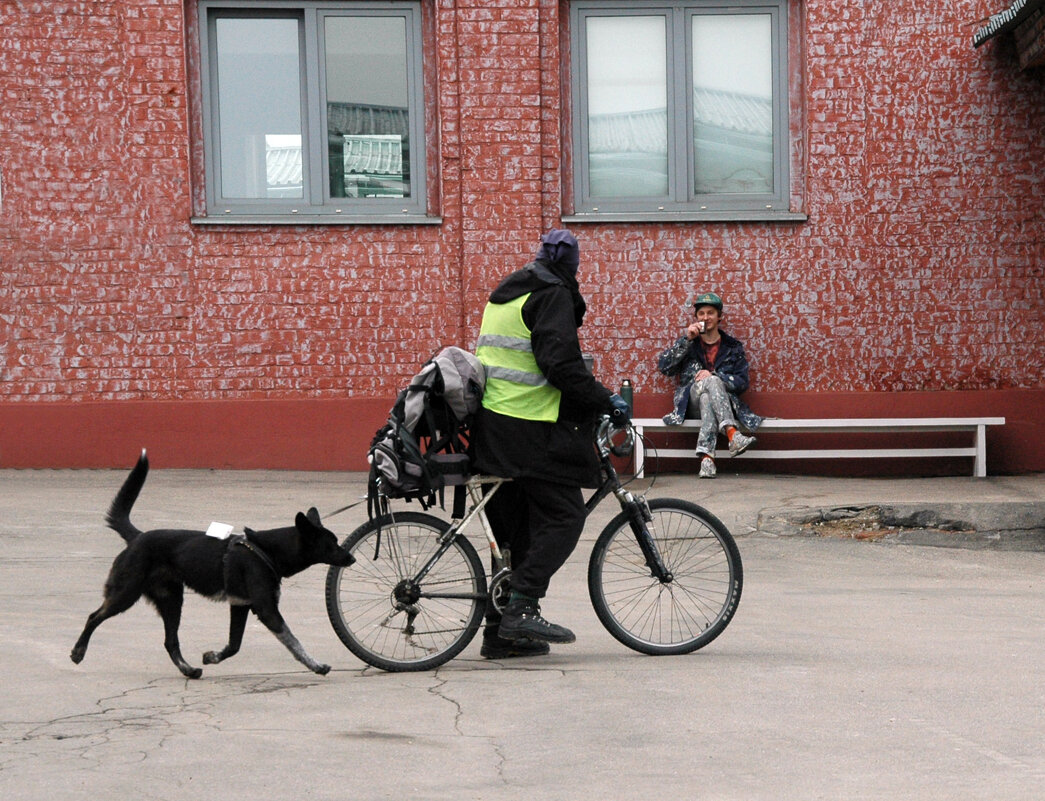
[570,0,795,220]
[197,1,428,221]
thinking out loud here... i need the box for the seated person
[656,291,762,478]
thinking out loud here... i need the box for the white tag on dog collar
[206,522,235,539]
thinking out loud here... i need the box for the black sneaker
[480,631,551,659]
[498,599,576,644]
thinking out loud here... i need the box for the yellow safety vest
[475,294,561,422]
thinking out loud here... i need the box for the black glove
[608,393,631,425]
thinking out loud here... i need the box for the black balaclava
[536,228,580,276]
[534,228,586,325]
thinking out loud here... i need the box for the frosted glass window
[692,14,773,194]
[216,18,303,199]
[585,17,668,197]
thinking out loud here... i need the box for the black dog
[71,451,355,678]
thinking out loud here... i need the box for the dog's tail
[105,449,149,543]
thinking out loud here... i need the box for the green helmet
[693,291,723,312]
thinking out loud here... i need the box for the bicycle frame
[385,417,672,602]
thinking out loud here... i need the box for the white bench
[630,417,1006,478]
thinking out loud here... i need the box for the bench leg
[633,426,646,478]
[974,424,986,478]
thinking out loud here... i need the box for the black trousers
[484,476,586,600]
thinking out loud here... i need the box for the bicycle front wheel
[325,512,487,672]
[588,498,742,655]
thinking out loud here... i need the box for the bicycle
[325,417,743,671]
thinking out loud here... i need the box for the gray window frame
[568,0,798,222]
[197,0,430,224]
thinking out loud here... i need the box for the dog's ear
[295,511,316,534]
[306,507,322,527]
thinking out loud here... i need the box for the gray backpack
[367,347,485,514]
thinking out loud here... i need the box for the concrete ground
[1,466,1043,800]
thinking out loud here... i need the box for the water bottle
[619,379,633,415]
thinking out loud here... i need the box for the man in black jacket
[473,229,628,658]
[657,291,761,478]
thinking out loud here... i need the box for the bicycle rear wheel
[325,512,487,672]
[588,498,742,655]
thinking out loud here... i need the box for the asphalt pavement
[1,466,1043,800]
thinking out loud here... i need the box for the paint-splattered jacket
[656,330,763,432]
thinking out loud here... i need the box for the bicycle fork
[616,489,674,584]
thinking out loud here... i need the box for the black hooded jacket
[472,260,614,487]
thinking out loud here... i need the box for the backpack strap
[451,484,466,520]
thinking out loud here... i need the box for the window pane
[215,18,303,199]
[692,14,773,195]
[325,16,410,199]
[585,16,668,198]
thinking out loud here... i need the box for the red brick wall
[1,1,1043,473]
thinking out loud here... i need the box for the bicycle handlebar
[596,415,635,458]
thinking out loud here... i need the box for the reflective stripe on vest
[475,294,561,422]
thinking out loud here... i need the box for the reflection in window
[571,1,789,216]
[325,16,410,199]
[585,16,668,198]
[692,14,773,194]
[264,135,303,198]
[215,17,303,199]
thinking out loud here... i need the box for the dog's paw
[70,648,85,664]
[184,667,203,679]
[202,650,221,665]
[314,663,331,675]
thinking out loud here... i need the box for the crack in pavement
[420,668,576,785]
[421,663,576,787]
[2,673,327,772]
[427,671,465,736]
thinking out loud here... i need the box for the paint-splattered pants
[686,376,738,456]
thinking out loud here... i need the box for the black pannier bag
[367,347,485,518]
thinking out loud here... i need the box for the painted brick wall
[1,1,1043,471]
